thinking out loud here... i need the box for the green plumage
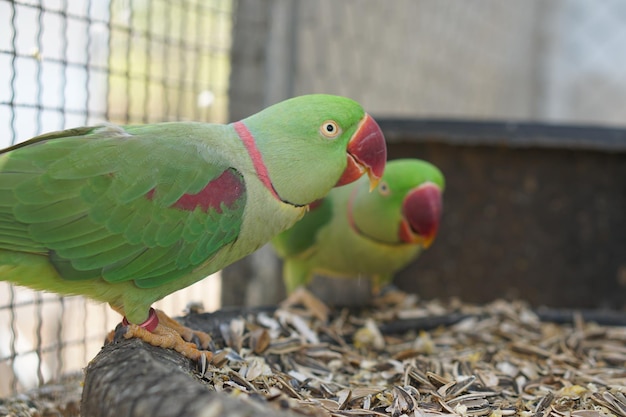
[0,94,385,324]
[272,158,445,293]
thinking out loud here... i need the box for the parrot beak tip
[368,173,381,192]
[335,113,387,188]
[421,234,436,249]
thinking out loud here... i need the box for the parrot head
[241,94,386,206]
[349,159,444,248]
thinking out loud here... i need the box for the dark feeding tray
[377,119,626,310]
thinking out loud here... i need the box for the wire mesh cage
[0,0,233,396]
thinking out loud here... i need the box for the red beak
[399,182,443,247]
[335,113,387,190]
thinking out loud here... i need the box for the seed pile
[0,373,81,417]
[201,294,626,417]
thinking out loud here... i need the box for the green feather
[48,252,100,280]
[16,179,82,204]
[124,211,152,244]
[117,175,157,203]
[15,197,90,223]
[35,224,111,249]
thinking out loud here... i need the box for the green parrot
[0,94,387,361]
[272,158,444,295]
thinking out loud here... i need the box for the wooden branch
[81,318,298,417]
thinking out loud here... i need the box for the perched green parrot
[0,94,387,361]
[272,158,444,295]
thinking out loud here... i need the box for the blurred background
[1,0,625,396]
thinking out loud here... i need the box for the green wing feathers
[0,124,246,289]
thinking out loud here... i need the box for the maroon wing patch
[146,169,244,213]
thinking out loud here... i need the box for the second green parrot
[272,158,444,294]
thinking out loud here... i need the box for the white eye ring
[378,181,390,196]
[320,120,341,139]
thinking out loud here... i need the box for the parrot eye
[378,181,390,196]
[320,120,341,139]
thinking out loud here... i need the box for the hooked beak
[335,113,387,190]
[399,182,443,248]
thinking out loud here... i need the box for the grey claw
[113,323,129,341]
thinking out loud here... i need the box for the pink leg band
[122,308,159,332]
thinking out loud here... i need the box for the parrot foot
[372,286,411,308]
[153,309,212,349]
[121,309,213,368]
[281,287,330,322]
[123,321,213,364]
